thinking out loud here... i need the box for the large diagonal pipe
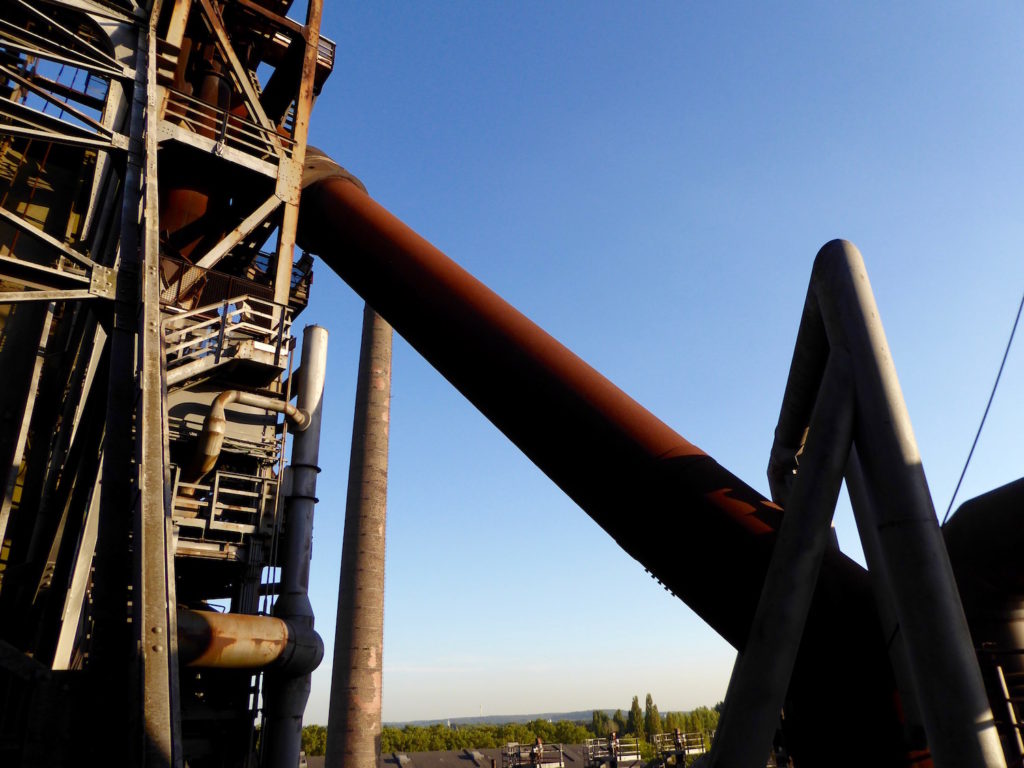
[296,155,910,766]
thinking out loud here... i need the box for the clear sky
[298,3,1024,724]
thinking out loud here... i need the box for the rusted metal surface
[271,0,322,307]
[326,304,393,768]
[296,173,908,766]
[177,609,289,668]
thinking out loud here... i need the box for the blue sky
[298,3,1024,723]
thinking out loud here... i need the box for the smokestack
[325,303,393,768]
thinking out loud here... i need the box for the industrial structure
[0,2,1022,768]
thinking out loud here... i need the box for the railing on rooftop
[654,731,708,759]
[502,743,565,768]
[582,737,642,768]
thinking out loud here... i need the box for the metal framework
[0,0,331,765]
[2,3,1023,768]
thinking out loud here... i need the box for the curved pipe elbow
[182,390,310,487]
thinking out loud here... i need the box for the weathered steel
[193,0,282,143]
[272,0,323,307]
[326,304,393,768]
[0,305,56,559]
[296,172,905,766]
[193,194,283,270]
[177,609,289,668]
[137,3,182,764]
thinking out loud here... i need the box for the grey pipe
[775,240,1005,768]
[262,325,328,768]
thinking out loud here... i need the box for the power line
[942,286,1024,526]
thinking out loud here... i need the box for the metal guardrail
[171,465,276,544]
[160,254,311,312]
[653,731,707,758]
[162,86,295,160]
[160,256,275,308]
[501,743,565,768]
[582,737,641,767]
[251,250,314,307]
[162,293,291,385]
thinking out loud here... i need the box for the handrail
[501,743,565,768]
[162,86,296,159]
[582,736,642,765]
[162,293,292,385]
[654,731,707,756]
[171,466,277,543]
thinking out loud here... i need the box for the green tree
[554,720,593,744]
[300,724,327,756]
[591,710,611,737]
[627,696,645,741]
[643,694,660,742]
[613,709,627,735]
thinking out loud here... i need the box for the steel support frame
[709,349,854,768]
[88,1,181,765]
[751,240,1006,768]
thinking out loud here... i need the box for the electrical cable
[941,285,1024,525]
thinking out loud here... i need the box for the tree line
[299,694,721,756]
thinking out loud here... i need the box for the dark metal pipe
[296,167,907,765]
[262,325,328,768]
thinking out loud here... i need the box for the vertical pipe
[263,325,328,768]
[325,304,393,768]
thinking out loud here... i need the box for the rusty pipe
[184,390,309,486]
[295,161,910,765]
[178,609,289,668]
[176,608,322,673]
